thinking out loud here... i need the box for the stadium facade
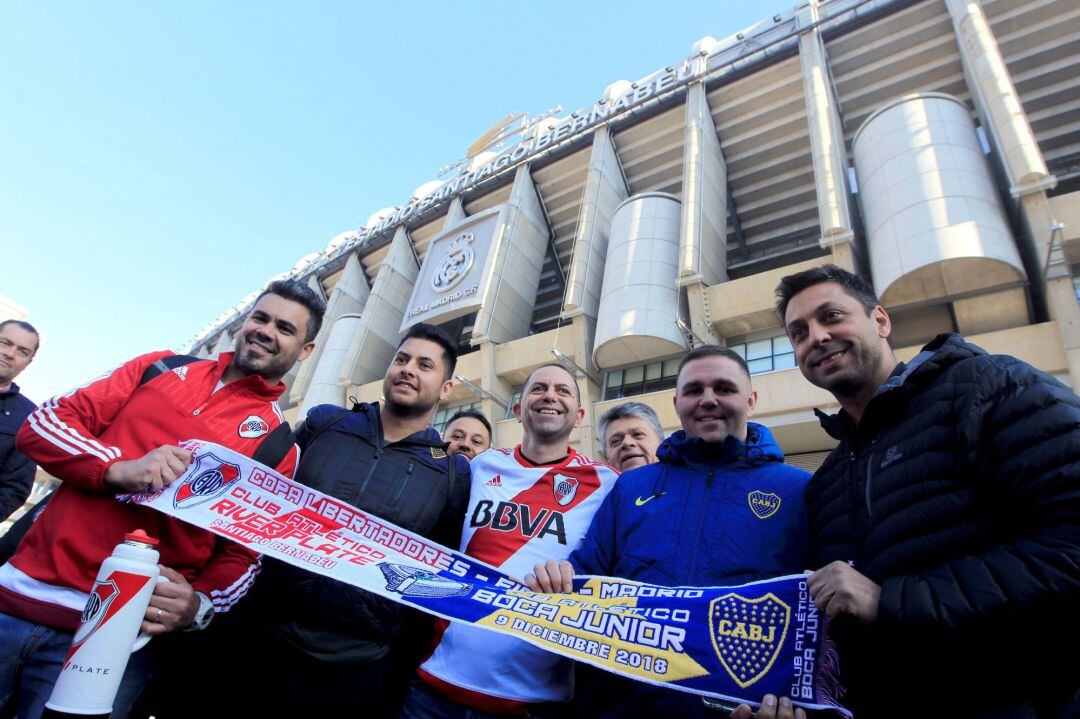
[188,0,1080,470]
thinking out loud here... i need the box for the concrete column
[945,0,1052,195]
[798,0,856,249]
[1019,191,1080,386]
[341,226,420,386]
[443,197,467,229]
[470,165,549,345]
[563,126,628,323]
[290,254,369,407]
[679,77,728,287]
[679,65,727,346]
[209,329,234,358]
[299,313,365,413]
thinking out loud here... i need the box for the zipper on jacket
[864,454,874,517]
[391,460,416,505]
[354,409,387,501]
[686,469,714,580]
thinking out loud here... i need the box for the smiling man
[2,279,322,719]
[402,363,618,718]
[528,346,809,718]
[598,401,662,472]
[225,321,471,719]
[745,264,1080,719]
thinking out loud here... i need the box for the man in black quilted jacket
[749,264,1079,719]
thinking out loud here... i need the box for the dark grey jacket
[808,333,1080,718]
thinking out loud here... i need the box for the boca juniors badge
[173,453,242,509]
[710,592,790,688]
[552,474,579,506]
[747,490,781,519]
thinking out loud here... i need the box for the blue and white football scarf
[124,440,849,716]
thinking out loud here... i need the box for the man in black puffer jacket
[760,265,1080,719]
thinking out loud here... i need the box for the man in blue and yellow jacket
[528,346,809,718]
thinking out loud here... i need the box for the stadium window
[728,334,795,374]
[432,401,482,436]
[603,358,680,400]
[504,386,523,420]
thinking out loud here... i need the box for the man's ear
[298,342,316,363]
[440,378,453,402]
[873,305,892,340]
[746,389,758,418]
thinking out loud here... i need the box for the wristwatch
[187,591,214,631]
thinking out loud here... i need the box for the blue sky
[2,1,792,401]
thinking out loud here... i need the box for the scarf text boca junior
[124,440,848,715]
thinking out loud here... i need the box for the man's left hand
[141,565,199,635]
[807,561,881,622]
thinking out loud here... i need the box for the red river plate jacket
[1,350,297,631]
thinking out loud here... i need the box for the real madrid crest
[431,232,476,293]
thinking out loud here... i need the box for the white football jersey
[419,446,619,709]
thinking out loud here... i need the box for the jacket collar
[358,401,449,449]
[657,422,784,468]
[0,381,20,398]
[815,333,985,440]
[213,352,287,401]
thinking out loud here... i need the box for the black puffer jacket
[808,333,1080,718]
[253,402,471,663]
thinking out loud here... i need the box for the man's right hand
[104,445,192,493]
[525,559,575,593]
[731,695,806,719]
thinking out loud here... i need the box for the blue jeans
[0,611,160,719]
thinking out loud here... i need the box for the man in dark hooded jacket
[748,264,1080,719]
[227,322,471,719]
[529,346,809,718]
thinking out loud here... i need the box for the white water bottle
[45,529,163,717]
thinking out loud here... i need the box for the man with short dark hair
[402,362,618,718]
[530,346,809,718]
[443,409,492,460]
[597,401,663,472]
[2,279,324,719]
[755,263,1080,719]
[235,321,472,719]
[0,320,40,522]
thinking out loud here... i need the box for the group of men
[0,264,1076,718]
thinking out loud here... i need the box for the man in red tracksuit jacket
[0,279,325,719]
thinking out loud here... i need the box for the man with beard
[0,279,323,719]
[235,322,471,719]
[598,401,663,472]
[735,264,1080,719]
[401,363,619,718]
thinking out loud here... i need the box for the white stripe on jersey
[0,563,89,613]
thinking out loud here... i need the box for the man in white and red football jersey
[401,363,619,718]
[0,279,324,719]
